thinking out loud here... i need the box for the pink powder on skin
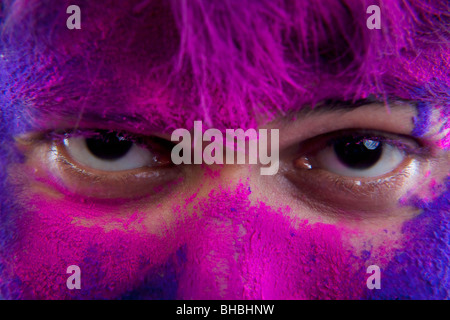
[1,0,448,300]
[7,180,399,299]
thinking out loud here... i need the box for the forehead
[1,0,448,132]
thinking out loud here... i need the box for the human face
[0,0,449,299]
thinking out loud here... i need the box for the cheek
[175,183,402,300]
[3,181,410,299]
[4,193,184,299]
[367,178,450,299]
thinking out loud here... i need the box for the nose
[170,163,367,300]
[173,165,293,299]
[170,163,256,299]
[174,173,254,299]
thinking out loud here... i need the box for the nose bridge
[184,156,257,199]
[174,182,367,300]
[175,180,253,299]
[174,179,307,300]
[174,158,291,299]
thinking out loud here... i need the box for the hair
[0,0,449,300]
[0,0,448,132]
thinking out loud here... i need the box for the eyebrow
[297,97,398,116]
[276,97,419,132]
[31,106,177,136]
[29,96,413,137]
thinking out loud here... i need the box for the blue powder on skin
[366,83,449,299]
[366,178,450,299]
[119,249,183,300]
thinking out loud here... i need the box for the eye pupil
[334,137,383,169]
[86,131,133,160]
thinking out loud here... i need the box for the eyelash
[19,127,433,209]
[45,130,141,144]
[21,129,179,200]
[282,129,431,215]
[302,129,427,157]
[44,128,430,177]
[44,129,177,158]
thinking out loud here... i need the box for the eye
[294,130,421,179]
[313,135,405,178]
[20,129,181,200]
[64,131,159,171]
[284,129,430,214]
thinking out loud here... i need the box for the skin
[3,101,448,299]
[0,0,449,299]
